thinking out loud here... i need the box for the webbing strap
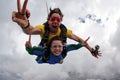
[38,22,67,62]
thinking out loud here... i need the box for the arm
[12,0,42,35]
[25,41,44,56]
[68,33,101,58]
[66,42,83,52]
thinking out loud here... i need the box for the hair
[47,8,64,21]
[48,36,64,47]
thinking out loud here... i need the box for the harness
[36,22,67,63]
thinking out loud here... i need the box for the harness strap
[37,22,67,63]
[59,24,67,58]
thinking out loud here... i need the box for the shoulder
[66,29,72,37]
[60,24,72,37]
[35,24,45,34]
[35,24,44,29]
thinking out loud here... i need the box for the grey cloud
[0,0,15,24]
[0,69,23,80]
[110,18,120,51]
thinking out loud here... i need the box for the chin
[54,54,60,57]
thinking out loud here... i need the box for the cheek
[48,20,52,25]
[60,48,63,51]
[51,47,63,53]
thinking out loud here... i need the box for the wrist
[22,20,30,29]
[91,48,95,53]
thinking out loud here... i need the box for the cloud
[1,0,120,80]
[110,18,120,51]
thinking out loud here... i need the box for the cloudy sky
[0,0,120,80]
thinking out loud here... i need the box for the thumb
[85,37,90,42]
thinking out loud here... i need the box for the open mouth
[52,23,58,28]
[52,25,58,28]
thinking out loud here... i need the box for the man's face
[50,40,63,56]
[48,13,62,30]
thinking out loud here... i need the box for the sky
[0,0,120,80]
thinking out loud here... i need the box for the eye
[58,45,63,48]
[52,45,57,48]
[52,45,63,48]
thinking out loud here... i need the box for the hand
[91,45,102,58]
[25,41,32,47]
[92,50,102,58]
[82,37,102,58]
[12,0,29,27]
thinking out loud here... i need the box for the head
[47,8,63,31]
[49,36,64,56]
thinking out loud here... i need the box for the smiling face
[50,40,63,56]
[48,13,62,32]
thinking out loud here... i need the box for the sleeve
[66,29,72,37]
[35,25,45,36]
[26,46,45,56]
[66,42,83,52]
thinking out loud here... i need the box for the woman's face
[50,40,63,56]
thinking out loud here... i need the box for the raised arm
[68,33,101,58]
[12,0,41,35]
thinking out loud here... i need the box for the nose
[54,46,60,50]
[53,19,59,23]
[55,20,58,23]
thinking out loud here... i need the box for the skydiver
[25,36,86,64]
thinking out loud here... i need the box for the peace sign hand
[12,0,29,27]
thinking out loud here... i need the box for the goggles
[50,17,61,23]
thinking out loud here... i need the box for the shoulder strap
[38,23,68,63]
[39,22,50,47]
[59,24,67,58]
[60,24,67,43]
[38,22,50,63]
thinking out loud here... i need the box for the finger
[22,0,28,14]
[98,52,102,56]
[92,52,99,58]
[28,34,31,43]
[17,0,21,12]
[92,53,96,57]
[12,11,16,21]
[85,37,90,42]
[95,53,99,58]
[25,41,29,46]
[12,17,23,23]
